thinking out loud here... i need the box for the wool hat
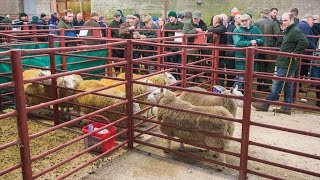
[31,16,39,23]
[260,8,271,15]
[240,14,251,21]
[114,11,121,17]
[142,15,152,23]
[168,11,177,18]
[40,13,46,18]
[192,10,202,19]
[178,13,184,19]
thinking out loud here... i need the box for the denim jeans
[262,67,296,110]
[233,76,244,90]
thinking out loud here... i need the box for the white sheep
[56,74,84,119]
[76,80,141,122]
[100,78,157,117]
[178,86,243,118]
[117,72,178,86]
[147,88,234,165]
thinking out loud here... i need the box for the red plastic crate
[82,122,116,153]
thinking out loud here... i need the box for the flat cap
[142,15,152,23]
[192,10,202,19]
[260,8,271,14]
[240,14,251,21]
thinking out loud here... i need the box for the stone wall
[91,0,320,23]
[0,0,21,16]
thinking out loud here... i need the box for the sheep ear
[235,85,238,90]
[230,87,234,94]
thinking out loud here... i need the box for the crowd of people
[0,6,320,113]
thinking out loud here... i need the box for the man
[12,13,29,26]
[298,14,317,77]
[119,15,141,73]
[253,12,308,115]
[163,11,184,79]
[140,15,159,72]
[270,7,281,27]
[58,9,77,45]
[254,8,281,91]
[183,10,207,43]
[83,12,101,45]
[177,13,185,22]
[73,13,84,26]
[109,11,123,38]
[98,16,107,37]
[233,14,264,90]
[37,13,48,29]
[291,8,300,25]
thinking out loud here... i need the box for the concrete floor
[81,148,237,180]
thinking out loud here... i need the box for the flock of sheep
[22,68,244,166]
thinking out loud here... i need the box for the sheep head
[230,85,243,108]
[147,88,167,104]
[164,72,177,85]
[58,74,83,89]
[38,70,52,85]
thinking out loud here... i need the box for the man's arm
[293,30,309,53]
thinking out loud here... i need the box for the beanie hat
[31,16,39,23]
[168,11,177,18]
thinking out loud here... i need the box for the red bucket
[82,119,116,153]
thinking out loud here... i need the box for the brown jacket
[83,18,101,45]
[119,22,140,39]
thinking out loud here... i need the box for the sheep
[178,86,243,118]
[147,88,234,165]
[100,77,157,117]
[23,68,52,115]
[56,74,84,119]
[116,72,177,85]
[75,80,141,122]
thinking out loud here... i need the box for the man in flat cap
[232,13,264,90]
[183,10,207,43]
[140,15,159,72]
[109,11,124,38]
[254,8,281,92]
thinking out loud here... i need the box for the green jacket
[140,23,159,38]
[254,17,280,47]
[109,20,122,38]
[163,21,184,37]
[233,25,264,70]
[277,24,309,69]
[57,18,73,29]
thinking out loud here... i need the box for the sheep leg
[164,139,171,153]
[216,153,226,171]
[178,143,185,151]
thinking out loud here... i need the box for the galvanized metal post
[49,35,60,125]
[125,40,134,149]
[239,47,255,180]
[11,50,33,180]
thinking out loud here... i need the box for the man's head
[64,9,74,23]
[290,8,299,18]
[260,8,271,18]
[142,15,153,28]
[270,8,278,19]
[91,12,99,21]
[99,16,106,22]
[177,13,184,22]
[234,14,242,26]
[126,14,137,25]
[40,13,47,20]
[212,15,223,27]
[76,13,83,21]
[19,13,28,21]
[303,14,315,27]
[281,12,295,28]
[192,10,202,25]
[239,14,251,28]
[114,11,121,22]
[219,14,228,27]
[168,11,177,23]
